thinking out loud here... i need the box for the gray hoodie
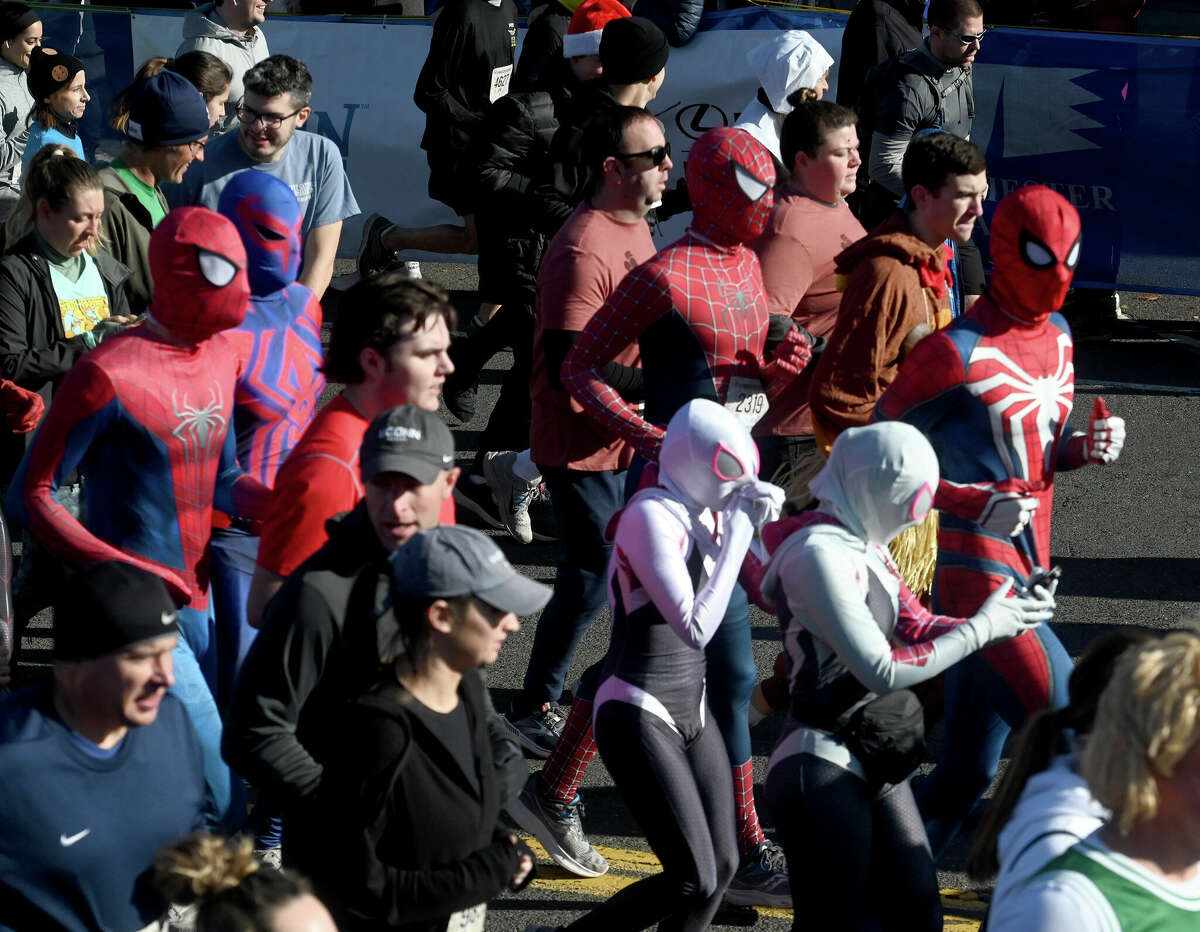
[177,2,269,134]
[0,57,33,218]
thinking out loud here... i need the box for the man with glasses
[167,55,359,301]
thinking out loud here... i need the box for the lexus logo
[673,103,731,140]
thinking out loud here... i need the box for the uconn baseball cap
[54,561,180,661]
[388,526,551,616]
[360,405,455,484]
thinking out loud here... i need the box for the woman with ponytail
[969,629,1154,916]
[156,832,336,932]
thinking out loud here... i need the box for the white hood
[808,422,939,545]
[745,30,834,116]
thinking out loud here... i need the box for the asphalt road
[402,261,1200,932]
[16,258,1199,931]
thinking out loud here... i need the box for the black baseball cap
[360,405,455,484]
[54,562,180,662]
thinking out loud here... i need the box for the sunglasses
[614,142,671,167]
[946,28,986,45]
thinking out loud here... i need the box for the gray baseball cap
[360,405,455,484]
[388,525,552,616]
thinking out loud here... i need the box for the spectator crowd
[0,0,1187,930]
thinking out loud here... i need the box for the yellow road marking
[522,839,984,929]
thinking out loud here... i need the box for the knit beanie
[564,0,630,59]
[28,46,84,102]
[0,2,38,44]
[125,71,210,147]
[54,562,181,662]
[599,16,668,85]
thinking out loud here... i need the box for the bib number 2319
[725,376,769,428]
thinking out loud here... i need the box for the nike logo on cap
[60,829,90,847]
[161,611,177,626]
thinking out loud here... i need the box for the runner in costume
[562,125,811,901]
[13,206,270,824]
[557,399,782,931]
[876,185,1127,858]
[759,421,1053,930]
[212,170,324,707]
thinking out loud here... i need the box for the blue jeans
[171,603,245,829]
[915,623,1072,860]
[517,466,624,715]
[209,526,261,713]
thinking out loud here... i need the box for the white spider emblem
[172,385,227,466]
[967,332,1074,479]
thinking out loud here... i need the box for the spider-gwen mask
[659,398,760,512]
[687,127,776,247]
[989,185,1081,325]
[217,170,302,297]
[148,207,249,345]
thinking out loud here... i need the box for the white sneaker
[483,451,539,544]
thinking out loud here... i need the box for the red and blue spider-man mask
[217,170,303,297]
[989,185,1082,325]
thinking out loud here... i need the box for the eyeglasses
[614,142,671,167]
[947,28,986,45]
[186,139,207,155]
[236,105,304,128]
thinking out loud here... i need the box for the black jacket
[639,0,703,46]
[513,0,571,93]
[413,0,518,161]
[836,0,925,111]
[473,83,567,305]
[300,670,532,932]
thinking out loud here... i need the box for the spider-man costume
[876,185,1126,858]
[212,171,325,713]
[14,207,271,826]
[563,127,811,869]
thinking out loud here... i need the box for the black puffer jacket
[513,0,572,92]
[472,72,578,305]
[639,0,703,46]
[836,0,925,110]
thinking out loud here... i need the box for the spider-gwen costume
[562,127,810,886]
[212,171,324,709]
[13,208,271,826]
[759,422,1051,931]
[876,185,1127,858]
[562,399,781,932]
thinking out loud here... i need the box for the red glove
[1084,396,1125,465]
[0,380,44,434]
[762,326,814,391]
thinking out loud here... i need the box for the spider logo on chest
[172,385,227,467]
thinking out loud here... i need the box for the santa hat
[563,0,631,59]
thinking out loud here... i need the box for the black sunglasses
[946,27,986,45]
[614,142,671,167]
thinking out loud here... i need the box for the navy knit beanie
[124,70,211,147]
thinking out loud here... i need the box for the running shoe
[483,451,540,544]
[441,369,477,425]
[357,212,395,279]
[453,477,504,531]
[254,847,283,870]
[503,702,565,757]
[724,839,792,908]
[508,774,609,878]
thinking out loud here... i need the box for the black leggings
[568,701,738,932]
[765,752,942,932]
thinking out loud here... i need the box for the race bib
[725,375,769,428]
[489,65,513,103]
[447,904,486,932]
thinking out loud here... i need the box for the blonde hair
[1081,627,1200,834]
[4,143,104,255]
[155,832,317,931]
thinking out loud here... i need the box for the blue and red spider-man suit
[563,127,812,863]
[14,207,272,826]
[876,185,1126,858]
[211,172,324,715]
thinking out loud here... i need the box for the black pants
[765,752,942,932]
[568,701,738,932]
[454,302,535,473]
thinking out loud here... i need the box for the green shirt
[110,157,167,228]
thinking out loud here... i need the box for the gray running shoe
[254,846,283,870]
[508,774,608,878]
[483,451,540,544]
[503,702,564,758]
[724,839,791,908]
[357,212,395,279]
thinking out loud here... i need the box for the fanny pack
[835,690,926,786]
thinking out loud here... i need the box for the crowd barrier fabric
[32,3,1200,292]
